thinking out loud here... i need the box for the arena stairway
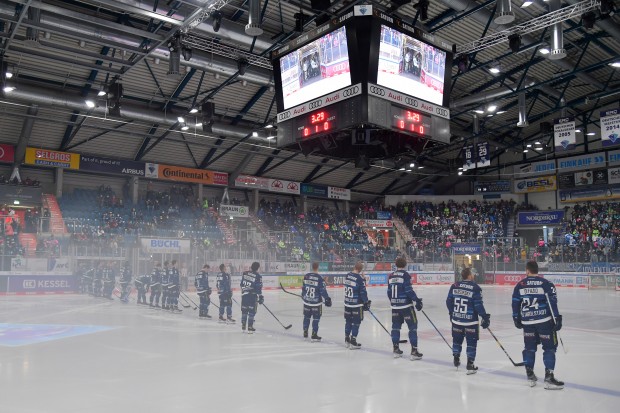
[391,216,414,262]
[42,194,68,235]
[18,233,37,257]
[506,216,516,238]
[209,207,237,245]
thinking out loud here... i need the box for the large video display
[279,26,352,110]
[376,25,446,106]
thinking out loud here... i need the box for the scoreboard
[272,8,453,161]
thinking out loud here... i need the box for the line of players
[295,258,565,390]
[78,256,564,389]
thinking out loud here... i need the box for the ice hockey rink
[1,285,619,413]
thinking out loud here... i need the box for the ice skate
[393,344,403,358]
[544,370,564,390]
[410,347,423,361]
[526,367,538,387]
[466,359,478,375]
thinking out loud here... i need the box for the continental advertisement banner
[513,175,557,193]
[24,147,80,169]
[146,163,228,186]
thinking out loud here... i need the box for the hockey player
[344,261,370,349]
[168,260,182,312]
[216,264,235,323]
[160,261,171,310]
[388,257,424,360]
[135,271,150,305]
[512,261,564,389]
[195,264,212,319]
[93,262,103,297]
[102,262,115,300]
[446,267,490,374]
[301,262,332,341]
[149,262,162,308]
[119,262,132,303]
[240,262,263,334]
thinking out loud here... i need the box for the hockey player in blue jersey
[216,264,235,324]
[119,262,132,303]
[344,261,370,349]
[388,257,423,360]
[302,262,332,341]
[240,262,263,334]
[149,262,162,308]
[102,262,115,300]
[195,264,212,319]
[168,260,182,312]
[161,261,171,310]
[446,267,490,374]
[512,261,564,389]
[135,272,150,305]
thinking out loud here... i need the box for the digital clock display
[391,107,432,137]
[297,110,338,139]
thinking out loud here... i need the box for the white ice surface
[1,285,619,413]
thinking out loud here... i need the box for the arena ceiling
[0,0,618,198]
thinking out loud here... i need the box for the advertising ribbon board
[513,175,557,193]
[557,153,606,172]
[156,164,228,186]
[0,143,15,163]
[452,244,482,254]
[327,186,351,200]
[518,211,565,226]
[300,183,328,198]
[219,205,249,218]
[80,155,146,176]
[354,219,393,228]
[514,160,556,177]
[140,238,191,254]
[24,147,80,169]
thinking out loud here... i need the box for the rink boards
[2,271,619,295]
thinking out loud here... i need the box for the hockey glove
[513,316,523,329]
[363,300,372,311]
[553,315,563,331]
[258,295,264,305]
[415,298,423,311]
[481,314,491,329]
[324,297,332,307]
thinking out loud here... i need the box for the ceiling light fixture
[523,149,529,153]
[526,144,532,148]
[97,90,107,97]
[85,100,95,108]
[458,171,463,175]
[575,129,582,133]
[189,107,198,114]
[252,131,259,137]
[539,47,550,55]
[5,71,13,79]
[610,62,620,68]
[521,1,533,7]
[474,109,485,114]
[409,162,415,168]
[587,132,596,136]
[177,116,185,123]
[487,104,497,112]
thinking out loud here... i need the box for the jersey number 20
[344,286,354,298]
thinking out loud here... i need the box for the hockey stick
[176,293,191,309]
[420,310,453,351]
[232,296,241,308]
[487,328,525,367]
[279,283,302,298]
[179,291,198,310]
[261,302,292,330]
[367,308,407,344]
[545,292,567,354]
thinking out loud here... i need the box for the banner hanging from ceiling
[601,108,620,147]
[554,116,576,153]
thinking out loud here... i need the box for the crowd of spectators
[0,176,41,186]
[388,199,515,262]
[1,205,24,256]
[543,201,620,263]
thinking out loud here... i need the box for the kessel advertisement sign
[219,205,249,218]
[513,175,557,193]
